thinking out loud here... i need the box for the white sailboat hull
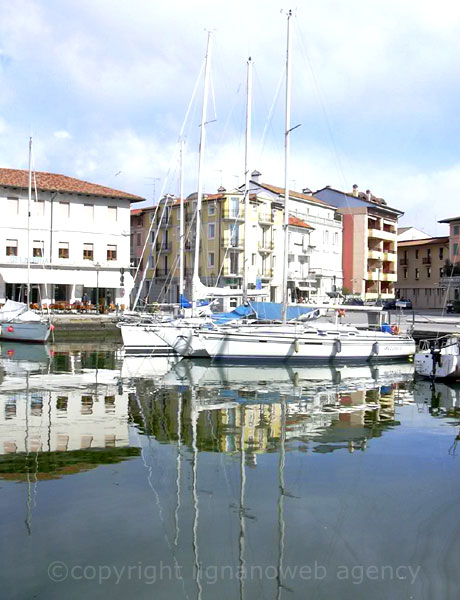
[0,320,51,343]
[119,323,172,355]
[197,327,415,362]
[414,338,460,379]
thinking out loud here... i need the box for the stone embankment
[49,313,121,342]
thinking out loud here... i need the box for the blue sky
[1,0,459,234]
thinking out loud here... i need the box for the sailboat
[119,39,263,357]
[0,139,52,343]
[171,10,415,363]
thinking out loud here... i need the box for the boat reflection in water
[126,357,416,454]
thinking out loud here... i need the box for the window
[415,249,419,259]
[415,268,419,280]
[6,239,18,256]
[58,242,69,259]
[454,225,459,235]
[84,204,94,220]
[7,197,18,214]
[252,253,256,266]
[427,267,431,278]
[323,230,329,244]
[403,268,408,279]
[107,245,117,261]
[454,243,459,256]
[334,232,339,245]
[208,252,215,268]
[32,240,44,257]
[83,243,94,260]
[230,197,239,218]
[58,201,70,218]
[208,223,215,239]
[440,267,444,278]
[108,206,117,221]
[137,233,141,246]
[208,203,216,216]
[439,247,444,260]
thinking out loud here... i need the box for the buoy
[7,326,14,333]
[294,339,300,353]
[50,324,56,331]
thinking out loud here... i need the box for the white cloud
[53,130,71,139]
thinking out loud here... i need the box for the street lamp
[95,262,101,313]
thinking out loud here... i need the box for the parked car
[343,297,364,306]
[395,299,413,310]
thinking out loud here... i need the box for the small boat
[414,335,460,379]
[0,300,52,343]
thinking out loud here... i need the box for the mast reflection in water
[1,346,460,599]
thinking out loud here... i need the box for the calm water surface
[0,342,459,599]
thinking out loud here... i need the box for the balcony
[155,242,172,253]
[223,236,244,251]
[222,209,244,221]
[368,228,396,241]
[260,269,274,279]
[368,249,384,260]
[367,270,380,281]
[383,251,396,262]
[222,266,243,277]
[381,272,397,282]
[422,257,431,265]
[258,240,274,253]
[258,212,274,225]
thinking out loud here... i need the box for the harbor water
[0,342,459,599]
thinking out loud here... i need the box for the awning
[0,268,133,289]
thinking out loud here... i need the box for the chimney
[251,169,261,183]
[217,185,226,193]
[366,189,372,201]
[302,187,312,195]
[352,184,358,197]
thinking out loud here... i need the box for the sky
[1,0,459,235]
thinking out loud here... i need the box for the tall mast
[27,137,32,305]
[281,10,292,324]
[242,57,253,305]
[192,31,212,316]
[179,139,185,305]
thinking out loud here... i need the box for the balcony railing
[260,269,274,279]
[155,242,172,253]
[223,236,244,250]
[222,266,243,277]
[258,212,274,225]
[258,240,274,252]
[222,209,244,220]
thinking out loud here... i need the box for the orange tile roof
[398,236,449,247]
[0,168,145,202]
[289,215,313,229]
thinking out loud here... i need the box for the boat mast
[179,138,185,307]
[27,136,32,305]
[281,10,292,324]
[242,57,253,305]
[192,31,212,317]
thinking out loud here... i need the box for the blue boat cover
[180,294,210,308]
[211,304,254,325]
[249,301,314,321]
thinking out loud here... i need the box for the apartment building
[314,184,402,300]
[438,215,460,303]
[396,237,449,309]
[0,168,143,307]
[133,172,343,307]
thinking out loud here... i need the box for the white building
[247,172,343,302]
[0,169,144,308]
